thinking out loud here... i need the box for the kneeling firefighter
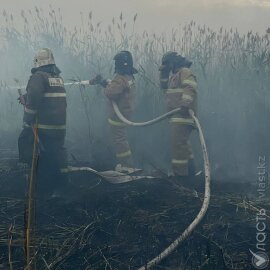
[18,48,68,195]
[160,52,198,177]
[98,51,138,171]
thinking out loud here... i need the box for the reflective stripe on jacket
[23,71,67,131]
[167,67,197,121]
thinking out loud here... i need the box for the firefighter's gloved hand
[89,74,103,85]
[100,79,110,88]
[89,75,110,88]
[18,94,27,105]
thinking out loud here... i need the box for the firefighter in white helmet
[18,48,68,196]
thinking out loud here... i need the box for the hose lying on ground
[65,166,155,184]
[111,101,211,270]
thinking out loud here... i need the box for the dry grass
[0,7,269,175]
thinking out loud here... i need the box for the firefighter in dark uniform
[18,48,68,195]
[98,51,138,171]
[160,52,198,177]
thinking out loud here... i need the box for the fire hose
[15,81,210,268]
[111,101,211,270]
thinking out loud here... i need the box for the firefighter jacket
[23,67,67,136]
[167,67,197,126]
[104,74,135,126]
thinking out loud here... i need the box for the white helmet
[33,48,55,68]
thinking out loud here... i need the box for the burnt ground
[0,156,270,270]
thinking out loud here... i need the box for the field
[0,160,269,269]
[0,8,269,178]
[0,7,270,270]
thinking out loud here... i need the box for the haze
[1,0,270,33]
[0,0,269,181]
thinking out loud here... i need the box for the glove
[18,94,27,106]
[89,74,110,88]
[99,79,110,88]
[89,74,103,85]
[90,74,111,88]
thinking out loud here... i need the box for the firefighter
[100,51,138,171]
[160,52,197,177]
[18,48,68,195]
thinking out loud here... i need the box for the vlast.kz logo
[250,250,269,269]
[250,156,269,269]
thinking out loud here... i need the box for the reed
[0,7,269,176]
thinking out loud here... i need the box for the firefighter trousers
[170,120,194,176]
[108,118,133,167]
[18,127,68,194]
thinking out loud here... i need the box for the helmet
[159,51,177,72]
[33,48,55,68]
[113,51,138,75]
[161,51,177,66]
[172,54,192,73]
[114,51,133,67]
